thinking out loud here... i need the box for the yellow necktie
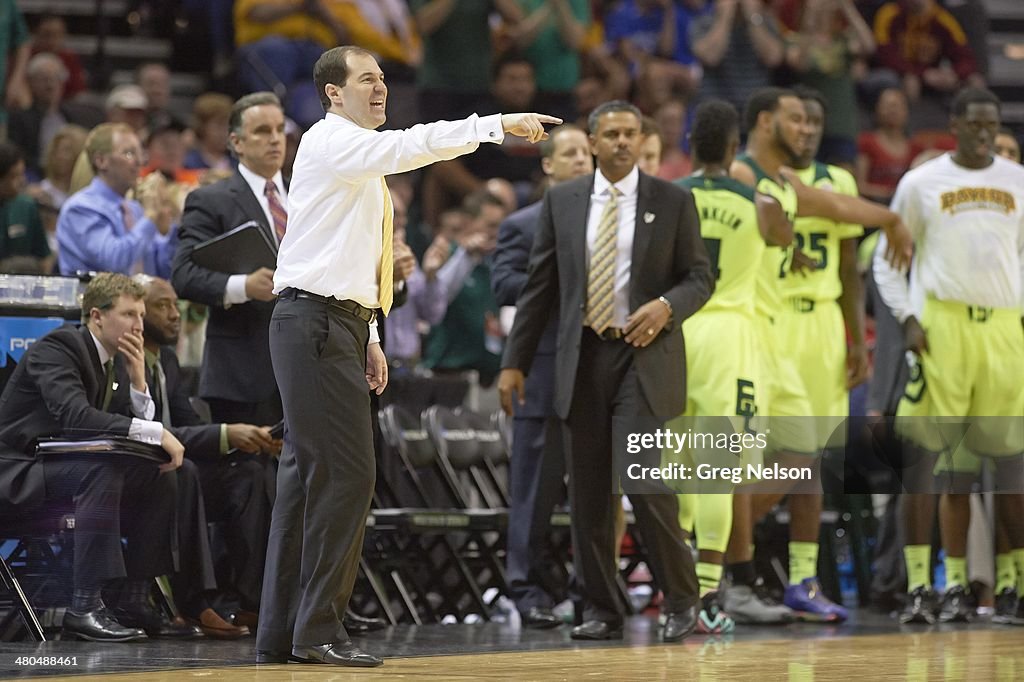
[585,187,621,333]
[378,178,394,317]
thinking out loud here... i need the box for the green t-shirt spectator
[412,0,494,94]
[0,1,30,127]
[518,0,590,93]
[1,194,49,262]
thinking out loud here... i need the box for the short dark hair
[229,92,282,137]
[951,87,1000,117]
[743,87,795,133]
[492,50,534,81]
[0,141,24,177]
[538,123,585,159]
[792,85,827,115]
[690,99,739,165]
[313,45,374,112]
[462,190,505,218]
[587,100,642,135]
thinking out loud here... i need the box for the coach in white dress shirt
[254,45,559,667]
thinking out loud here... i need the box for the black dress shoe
[63,609,148,642]
[343,609,389,633]
[663,606,698,642]
[292,642,383,667]
[521,606,562,629]
[112,604,204,639]
[570,619,623,640]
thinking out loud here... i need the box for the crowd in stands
[0,0,1019,640]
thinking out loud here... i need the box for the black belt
[282,288,377,324]
[588,326,625,341]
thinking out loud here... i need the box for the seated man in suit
[0,273,184,642]
[122,274,274,636]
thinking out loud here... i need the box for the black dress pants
[257,295,374,649]
[41,455,176,589]
[563,330,699,624]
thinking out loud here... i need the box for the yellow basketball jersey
[779,162,864,302]
[677,174,763,316]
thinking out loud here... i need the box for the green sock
[696,561,723,597]
[995,553,1016,593]
[789,541,818,585]
[944,556,967,590]
[1012,549,1024,594]
[905,545,932,591]
[677,494,694,536]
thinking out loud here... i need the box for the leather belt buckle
[593,327,624,341]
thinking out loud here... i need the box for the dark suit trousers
[42,456,176,589]
[171,459,217,611]
[257,296,374,650]
[564,330,699,624]
[507,414,566,612]
[201,395,280,609]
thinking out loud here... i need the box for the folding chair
[372,404,500,622]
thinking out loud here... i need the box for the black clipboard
[190,221,277,274]
[36,436,170,464]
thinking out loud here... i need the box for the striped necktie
[378,178,394,316]
[264,180,287,242]
[585,187,621,334]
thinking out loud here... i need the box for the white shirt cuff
[479,113,505,145]
[129,418,163,445]
[368,321,380,345]
[224,274,250,306]
[130,385,155,420]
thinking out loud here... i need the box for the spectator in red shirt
[872,0,982,102]
[855,87,921,203]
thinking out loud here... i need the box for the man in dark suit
[499,101,714,642]
[113,274,274,638]
[491,123,592,628]
[0,273,184,641]
[171,91,285,614]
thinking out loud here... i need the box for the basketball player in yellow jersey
[669,99,794,632]
[724,87,913,622]
[874,88,1024,626]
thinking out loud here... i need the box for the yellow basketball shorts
[756,314,818,455]
[896,298,1024,457]
[774,298,849,449]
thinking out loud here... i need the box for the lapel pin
[112,382,119,391]
[644,212,655,224]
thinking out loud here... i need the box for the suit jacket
[111,346,221,460]
[171,172,278,403]
[491,201,558,418]
[502,171,713,420]
[8,102,104,176]
[0,325,135,512]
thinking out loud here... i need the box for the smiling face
[590,110,642,183]
[330,52,388,130]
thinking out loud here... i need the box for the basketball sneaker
[937,585,973,623]
[695,591,735,634]
[993,587,1018,624]
[783,578,849,622]
[899,586,938,625]
[721,581,794,624]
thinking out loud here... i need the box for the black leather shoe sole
[523,617,562,630]
[569,626,623,640]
